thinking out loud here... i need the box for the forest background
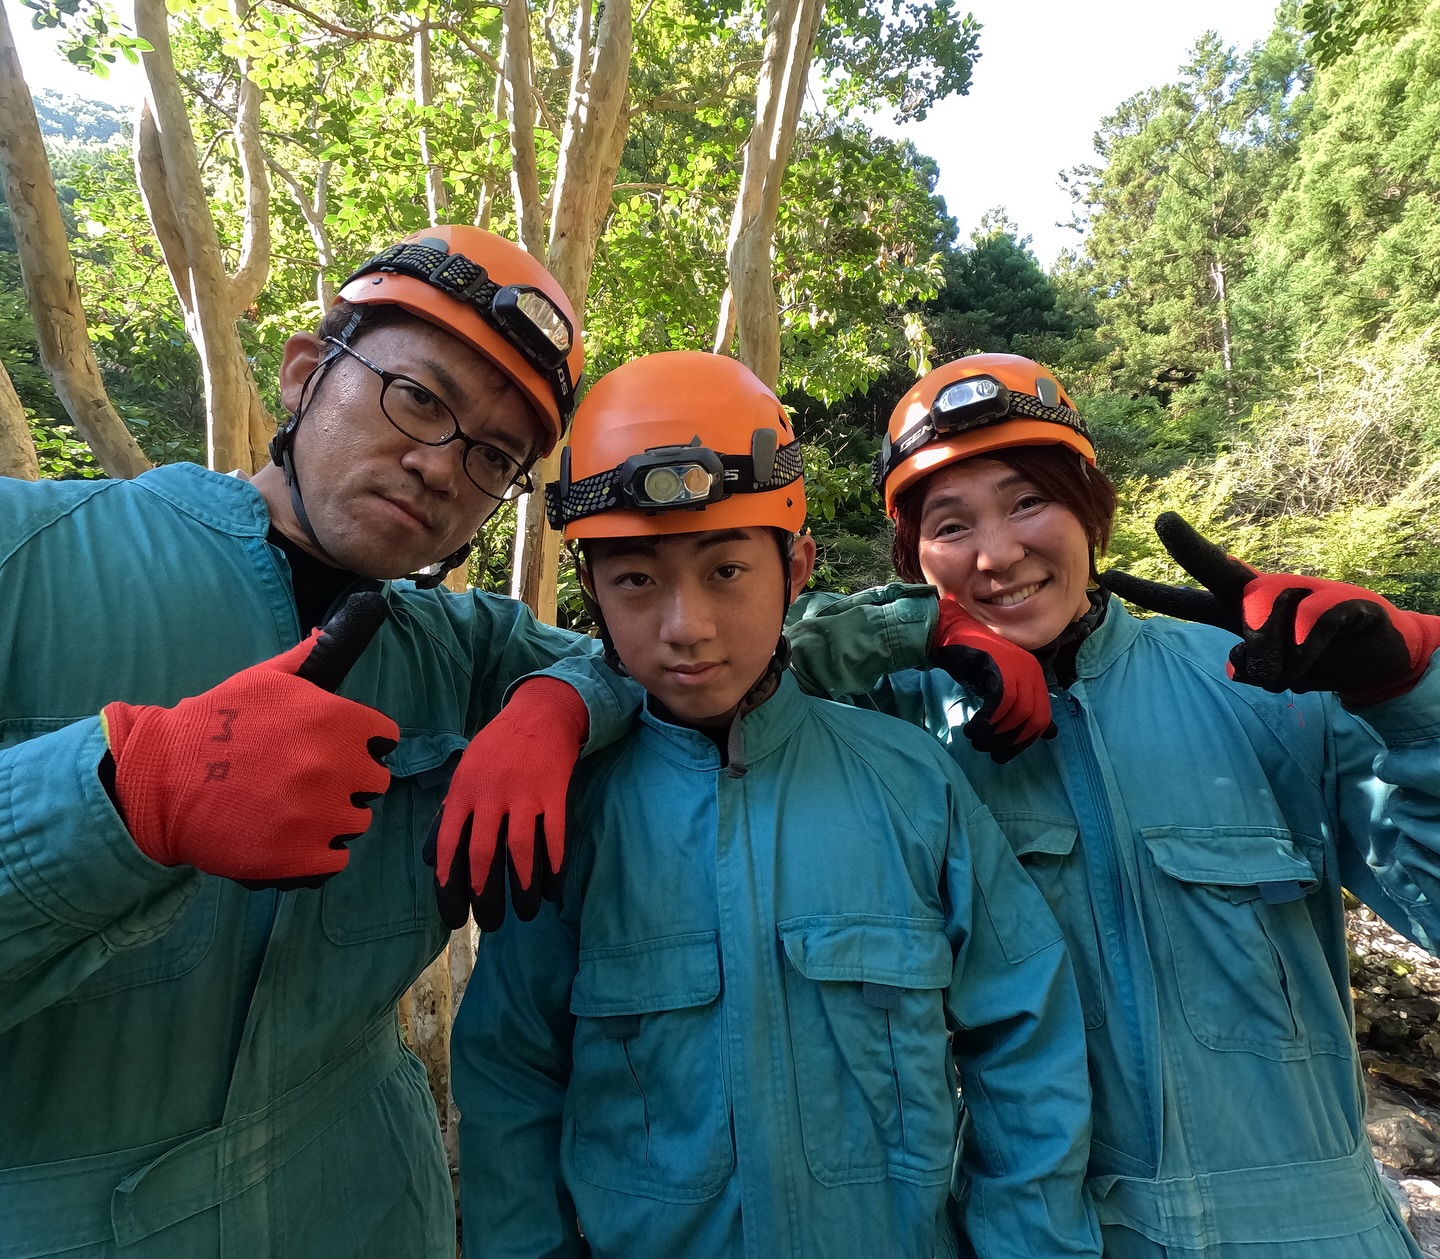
[8,0,1440,620]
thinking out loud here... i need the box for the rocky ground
[1351,901,1440,1256]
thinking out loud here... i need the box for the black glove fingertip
[535,818,566,905]
[237,873,333,891]
[421,812,441,870]
[431,815,476,931]
[987,742,1026,765]
[471,821,511,933]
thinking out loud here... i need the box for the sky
[6,0,1281,268]
[866,0,1282,265]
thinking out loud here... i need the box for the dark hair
[890,444,1118,583]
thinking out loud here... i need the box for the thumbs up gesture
[101,591,400,887]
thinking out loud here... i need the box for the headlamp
[546,429,804,530]
[931,376,1010,431]
[492,286,573,369]
[621,445,727,512]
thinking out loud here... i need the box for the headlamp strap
[347,241,501,311]
[545,441,804,529]
[872,390,1089,490]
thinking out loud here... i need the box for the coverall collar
[636,671,809,773]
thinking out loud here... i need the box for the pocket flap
[777,914,951,989]
[571,930,721,1017]
[997,812,1080,860]
[385,730,469,783]
[1141,826,1319,890]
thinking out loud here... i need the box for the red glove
[101,592,398,888]
[424,677,589,931]
[1104,513,1440,704]
[930,597,1056,763]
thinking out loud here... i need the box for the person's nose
[972,521,1026,574]
[658,583,716,649]
[400,438,466,497]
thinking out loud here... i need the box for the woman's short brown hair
[890,444,1118,584]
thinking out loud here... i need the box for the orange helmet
[337,225,583,453]
[877,353,1093,517]
[547,351,806,540]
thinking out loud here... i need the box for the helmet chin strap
[268,333,474,591]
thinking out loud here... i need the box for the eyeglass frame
[321,336,536,501]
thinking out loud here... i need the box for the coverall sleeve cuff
[1351,651,1440,744]
[505,654,644,757]
[786,582,939,699]
[0,718,193,934]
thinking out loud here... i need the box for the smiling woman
[784,350,1440,1258]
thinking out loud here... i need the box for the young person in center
[446,350,1100,1259]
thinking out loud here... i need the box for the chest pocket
[568,930,733,1203]
[999,813,1106,1031]
[1141,826,1348,1060]
[54,880,221,1007]
[320,732,465,945]
[777,914,957,1189]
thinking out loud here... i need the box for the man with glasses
[0,226,634,1257]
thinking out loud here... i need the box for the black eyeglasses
[322,338,535,501]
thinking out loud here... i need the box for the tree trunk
[0,2,151,479]
[502,0,546,258]
[0,358,39,481]
[1210,255,1236,418]
[414,20,450,222]
[474,74,508,229]
[509,0,632,622]
[132,0,274,472]
[713,0,824,391]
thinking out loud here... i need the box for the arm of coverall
[1331,650,1440,953]
[451,893,583,1259]
[784,583,938,701]
[943,771,1101,1259]
[460,586,642,750]
[0,718,200,1032]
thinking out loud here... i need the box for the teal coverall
[454,674,1101,1259]
[0,463,632,1258]
[786,585,1440,1257]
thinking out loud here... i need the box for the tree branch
[227,0,272,316]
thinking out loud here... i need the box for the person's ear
[279,333,327,413]
[787,533,818,606]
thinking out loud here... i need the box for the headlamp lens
[514,289,572,356]
[641,463,714,505]
[935,377,1000,413]
[643,466,683,503]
